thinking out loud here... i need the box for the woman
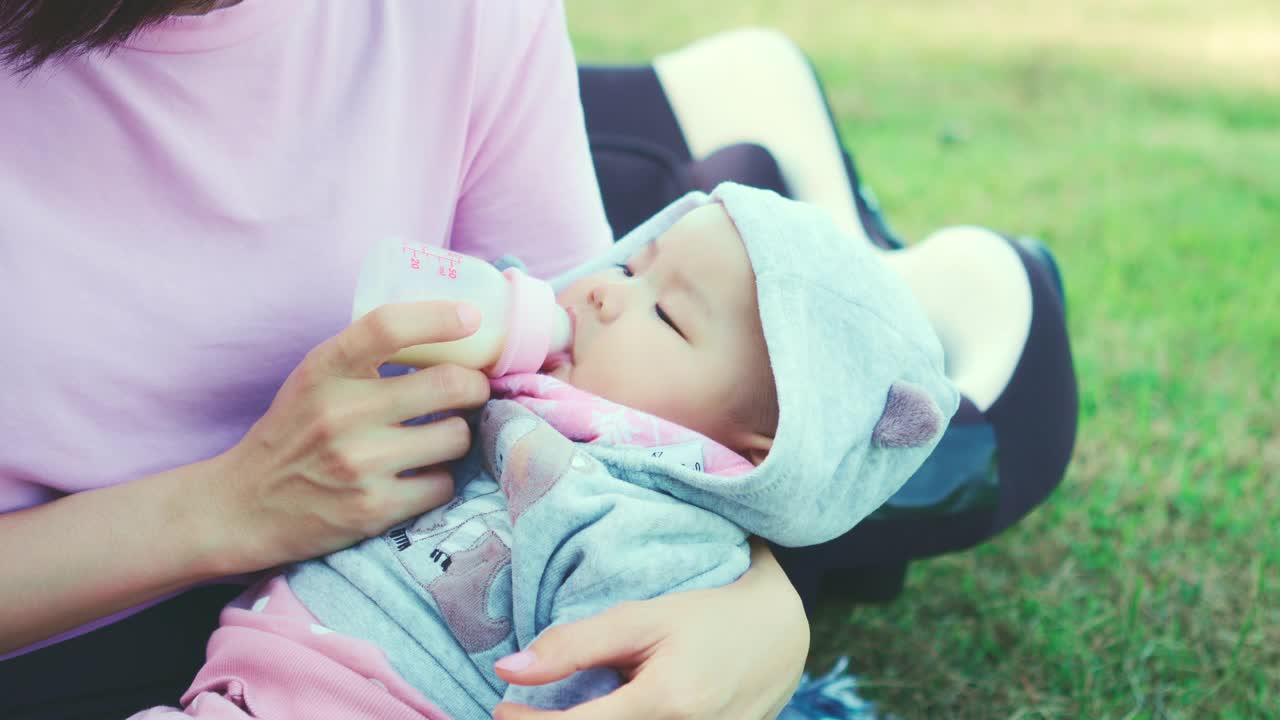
[0,1,808,718]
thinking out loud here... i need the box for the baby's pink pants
[126,576,451,720]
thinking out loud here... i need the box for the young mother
[0,2,807,718]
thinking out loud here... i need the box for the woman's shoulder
[363,0,573,114]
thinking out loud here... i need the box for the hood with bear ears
[550,184,960,547]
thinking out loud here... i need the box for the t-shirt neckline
[121,0,300,53]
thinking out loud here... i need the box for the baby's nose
[589,282,627,322]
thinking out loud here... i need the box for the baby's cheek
[563,359,631,406]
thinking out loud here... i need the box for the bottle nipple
[549,305,573,355]
[490,268,576,377]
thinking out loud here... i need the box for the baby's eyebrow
[672,269,710,318]
[622,241,658,270]
[644,240,660,264]
[656,241,710,317]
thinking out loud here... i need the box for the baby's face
[547,204,773,459]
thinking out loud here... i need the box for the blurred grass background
[568,2,1279,718]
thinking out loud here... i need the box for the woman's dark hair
[1,1,213,74]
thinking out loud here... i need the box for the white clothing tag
[645,441,706,472]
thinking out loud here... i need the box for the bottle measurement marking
[401,243,462,279]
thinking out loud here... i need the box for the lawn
[568,2,1279,718]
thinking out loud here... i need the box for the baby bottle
[352,236,573,376]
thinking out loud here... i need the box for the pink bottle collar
[491,268,559,377]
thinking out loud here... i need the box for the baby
[131,184,959,720]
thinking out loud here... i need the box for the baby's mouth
[543,306,578,378]
[565,303,586,356]
[542,352,573,380]
[565,306,578,346]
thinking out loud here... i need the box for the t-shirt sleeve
[450,0,612,279]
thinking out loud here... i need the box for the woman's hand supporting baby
[0,301,488,654]
[493,538,809,720]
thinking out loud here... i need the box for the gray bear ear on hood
[872,381,945,449]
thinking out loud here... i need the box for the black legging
[1,65,1072,718]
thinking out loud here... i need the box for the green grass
[569,2,1279,717]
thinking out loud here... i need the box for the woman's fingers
[372,362,491,423]
[359,415,474,478]
[382,466,455,527]
[492,680,654,720]
[211,302,490,569]
[313,301,480,378]
[397,414,474,469]
[494,603,654,687]
[293,415,469,533]
[491,606,666,720]
[492,543,807,720]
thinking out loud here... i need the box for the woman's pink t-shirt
[0,0,611,654]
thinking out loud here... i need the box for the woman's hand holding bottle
[203,300,491,575]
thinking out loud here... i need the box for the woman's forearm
[0,304,496,656]
[0,455,240,654]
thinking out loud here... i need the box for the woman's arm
[0,302,488,655]
[0,457,238,655]
[493,538,809,720]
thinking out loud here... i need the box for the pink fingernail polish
[495,650,536,672]
[456,303,482,332]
